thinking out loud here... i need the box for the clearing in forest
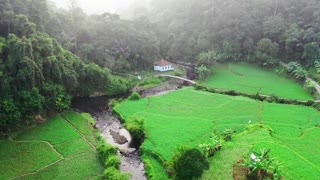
[207,63,313,100]
[0,112,104,180]
[114,88,320,179]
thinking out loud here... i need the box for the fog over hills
[50,0,136,14]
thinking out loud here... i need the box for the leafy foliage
[167,146,209,180]
[97,140,132,179]
[124,116,145,148]
[243,149,283,180]
[199,133,222,157]
[0,1,135,129]
[103,167,131,180]
[221,129,236,141]
[97,141,118,161]
[128,91,141,100]
[287,62,308,80]
[196,64,210,81]
[254,38,279,67]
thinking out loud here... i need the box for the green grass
[0,141,61,179]
[54,139,91,157]
[62,111,98,146]
[18,149,104,180]
[1,113,104,179]
[82,112,96,125]
[114,87,320,179]
[16,116,81,144]
[207,63,313,100]
[139,77,162,89]
[62,111,93,135]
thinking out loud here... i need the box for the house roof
[154,59,172,66]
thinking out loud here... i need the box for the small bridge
[158,74,197,85]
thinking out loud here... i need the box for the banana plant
[243,148,283,179]
[199,133,222,157]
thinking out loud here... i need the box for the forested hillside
[1,0,320,130]
[2,0,318,74]
[46,0,320,76]
[0,0,133,131]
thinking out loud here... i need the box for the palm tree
[196,64,210,81]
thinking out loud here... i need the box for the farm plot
[0,112,103,180]
[207,63,313,100]
[114,88,320,179]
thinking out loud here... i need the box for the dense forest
[1,0,320,130]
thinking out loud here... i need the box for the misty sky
[51,0,135,14]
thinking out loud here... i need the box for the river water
[71,96,146,180]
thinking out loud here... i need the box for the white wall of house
[154,65,174,72]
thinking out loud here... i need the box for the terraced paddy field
[207,63,313,100]
[114,88,320,179]
[0,112,104,180]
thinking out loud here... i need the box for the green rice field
[0,112,103,180]
[207,63,313,100]
[114,88,320,179]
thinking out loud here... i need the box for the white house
[154,59,174,72]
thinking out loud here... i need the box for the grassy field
[207,63,313,100]
[114,88,320,179]
[0,112,103,180]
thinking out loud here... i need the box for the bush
[104,167,131,180]
[97,141,118,160]
[221,129,236,141]
[139,77,161,87]
[105,155,121,168]
[125,116,145,148]
[109,99,120,108]
[242,149,283,180]
[167,146,209,180]
[97,140,132,179]
[199,133,222,157]
[128,91,141,100]
[106,77,132,96]
[287,62,308,80]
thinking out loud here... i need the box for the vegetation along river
[72,96,146,180]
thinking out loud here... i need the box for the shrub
[97,140,132,179]
[221,129,236,141]
[105,155,121,168]
[128,91,141,100]
[109,99,119,108]
[167,146,209,180]
[104,167,131,180]
[125,116,145,148]
[199,133,222,157]
[274,66,287,76]
[287,62,308,80]
[139,77,162,87]
[106,77,132,96]
[97,141,118,160]
[242,148,283,180]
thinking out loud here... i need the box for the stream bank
[72,96,146,180]
[71,78,192,179]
